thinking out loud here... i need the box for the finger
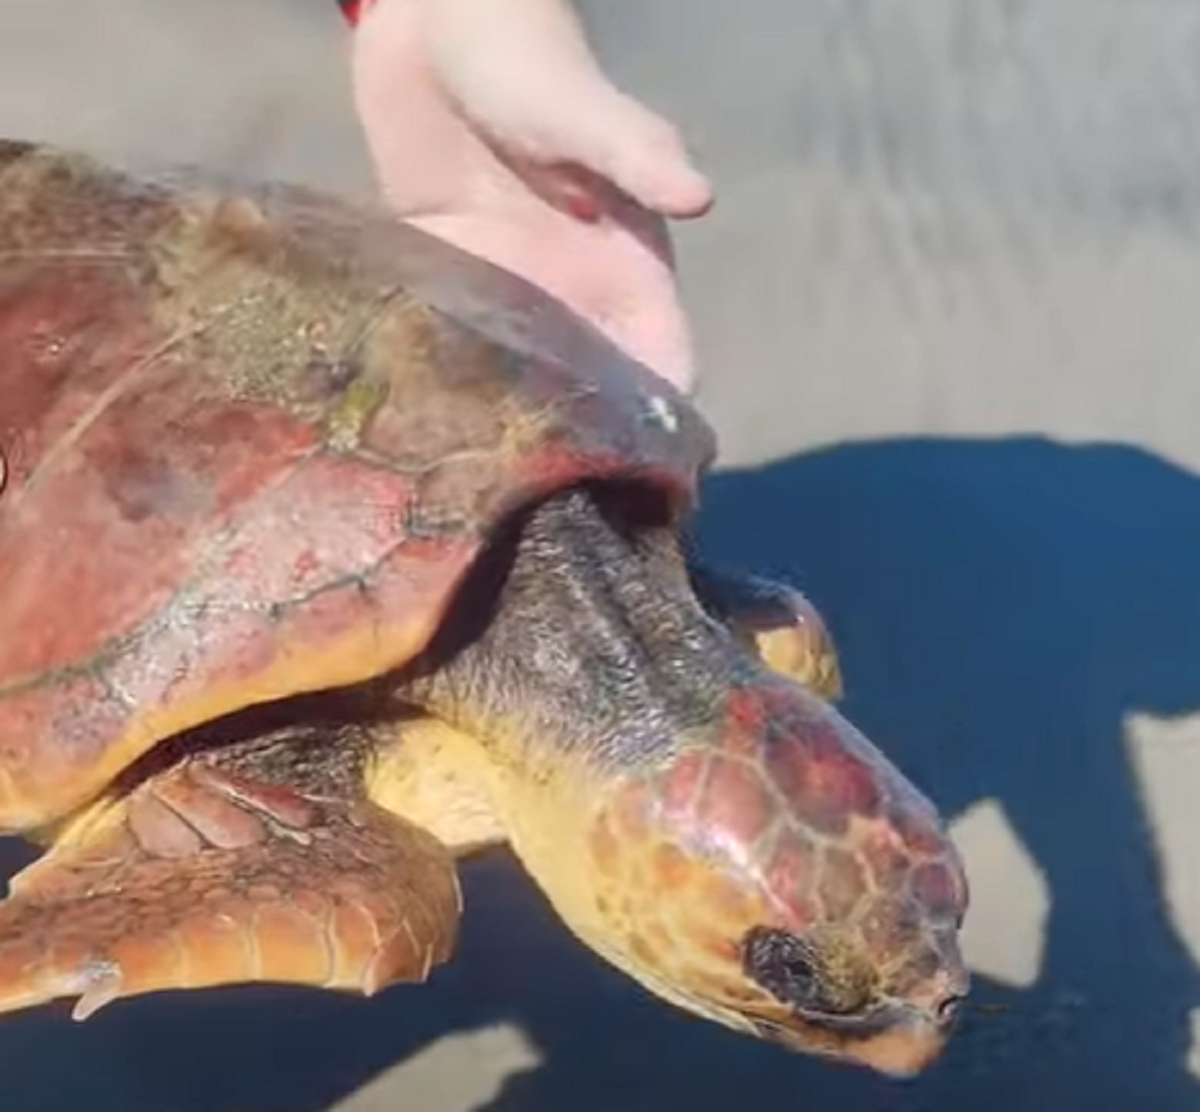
[419,0,714,220]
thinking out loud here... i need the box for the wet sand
[3,1,1200,1109]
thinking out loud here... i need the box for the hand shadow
[1,435,1198,1112]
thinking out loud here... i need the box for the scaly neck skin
[402,483,772,994]
[411,484,742,784]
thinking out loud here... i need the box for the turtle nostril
[934,992,966,1028]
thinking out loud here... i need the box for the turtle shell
[0,141,716,832]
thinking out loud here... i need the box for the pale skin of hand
[348,0,713,392]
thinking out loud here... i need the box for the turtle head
[573,673,969,1077]
[416,483,967,1073]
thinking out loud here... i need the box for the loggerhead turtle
[0,141,968,1078]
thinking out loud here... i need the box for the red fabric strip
[337,0,375,26]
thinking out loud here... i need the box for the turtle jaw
[746,993,964,1078]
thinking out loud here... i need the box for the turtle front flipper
[0,725,461,1021]
[689,560,844,700]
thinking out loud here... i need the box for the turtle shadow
[2,435,1200,1112]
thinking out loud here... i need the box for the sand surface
[2,2,1200,1109]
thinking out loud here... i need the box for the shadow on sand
[1,435,1198,1112]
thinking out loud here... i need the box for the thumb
[422,0,714,220]
[534,81,715,221]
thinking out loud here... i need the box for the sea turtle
[0,140,968,1078]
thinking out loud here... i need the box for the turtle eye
[743,927,820,1009]
[741,926,869,1017]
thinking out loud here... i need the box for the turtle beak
[751,987,968,1078]
[831,1002,961,1078]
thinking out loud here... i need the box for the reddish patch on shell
[97,486,476,776]
[265,586,382,673]
[0,383,317,683]
[363,536,476,629]
[0,143,718,831]
[196,452,428,606]
[692,757,776,851]
[361,305,705,539]
[0,674,130,823]
[0,261,159,491]
[109,602,277,714]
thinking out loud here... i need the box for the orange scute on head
[760,834,817,931]
[695,866,763,931]
[911,861,966,921]
[726,687,768,738]
[692,757,775,851]
[608,780,654,844]
[588,813,622,878]
[816,846,869,921]
[859,824,911,889]
[656,749,708,819]
[858,899,923,966]
[649,842,692,892]
[763,721,882,836]
[889,797,956,858]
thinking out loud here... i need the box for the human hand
[347,0,713,391]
